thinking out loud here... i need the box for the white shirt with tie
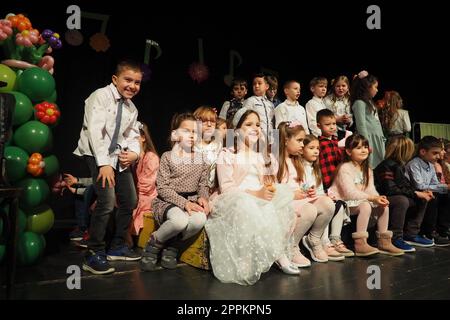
[74,83,141,171]
[242,95,274,142]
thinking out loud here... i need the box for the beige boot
[352,231,379,257]
[376,231,404,256]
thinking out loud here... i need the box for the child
[242,73,275,144]
[277,123,338,265]
[266,75,282,107]
[374,136,434,250]
[193,106,222,189]
[378,91,411,138]
[130,121,159,242]
[316,109,354,257]
[274,80,310,133]
[350,70,386,168]
[206,109,298,286]
[306,77,328,137]
[298,134,344,261]
[219,78,248,124]
[141,113,210,271]
[64,173,95,243]
[329,134,404,256]
[74,59,143,275]
[215,117,227,145]
[324,76,353,140]
[406,136,450,245]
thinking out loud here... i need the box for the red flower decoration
[34,101,60,125]
[188,62,209,84]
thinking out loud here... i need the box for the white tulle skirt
[205,184,295,285]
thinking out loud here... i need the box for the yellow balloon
[0,64,17,93]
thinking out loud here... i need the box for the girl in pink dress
[130,122,159,239]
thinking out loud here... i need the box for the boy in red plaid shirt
[317,109,343,190]
[317,109,354,257]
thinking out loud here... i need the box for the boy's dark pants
[85,156,137,252]
[388,195,427,239]
[420,193,450,237]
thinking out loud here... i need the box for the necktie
[108,98,124,155]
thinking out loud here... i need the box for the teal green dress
[352,100,386,168]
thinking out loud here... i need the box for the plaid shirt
[319,135,343,190]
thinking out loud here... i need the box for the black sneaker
[160,247,178,269]
[82,250,115,275]
[69,228,86,241]
[433,234,450,247]
[107,246,142,261]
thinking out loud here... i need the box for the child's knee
[170,214,189,232]
[190,212,207,229]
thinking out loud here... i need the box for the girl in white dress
[206,109,298,285]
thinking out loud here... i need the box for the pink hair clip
[358,70,369,79]
[212,107,218,114]
[288,120,302,128]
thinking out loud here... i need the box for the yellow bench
[138,212,210,270]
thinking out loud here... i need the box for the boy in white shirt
[274,80,310,133]
[306,77,328,137]
[74,60,142,275]
[242,73,275,143]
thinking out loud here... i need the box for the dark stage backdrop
[2,1,448,177]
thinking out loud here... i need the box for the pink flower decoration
[15,29,39,47]
[288,120,302,128]
[358,70,369,79]
[0,19,13,40]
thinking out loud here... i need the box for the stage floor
[2,239,450,300]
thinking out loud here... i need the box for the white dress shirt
[306,96,326,136]
[274,99,310,133]
[74,83,140,171]
[324,95,353,131]
[242,95,275,142]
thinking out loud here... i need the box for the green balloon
[15,178,50,209]
[0,244,4,263]
[13,120,52,154]
[17,231,43,266]
[44,155,59,177]
[26,205,54,234]
[43,90,57,103]
[17,67,55,102]
[0,64,16,93]
[10,91,33,126]
[5,146,29,182]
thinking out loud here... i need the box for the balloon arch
[1,13,62,265]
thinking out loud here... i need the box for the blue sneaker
[107,246,142,261]
[392,238,416,253]
[404,235,434,247]
[82,250,115,275]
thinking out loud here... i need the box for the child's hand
[294,189,307,200]
[118,151,138,168]
[254,185,275,201]
[185,201,205,215]
[306,186,316,198]
[67,185,76,194]
[97,165,115,188]
[372,195,389,207]
[415,191,433,202]
[197,197,210,215]
[63,173,78,186]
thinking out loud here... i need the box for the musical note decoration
[224,50,243,86]
[188,38,209,84]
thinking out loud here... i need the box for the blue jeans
[74,184,96,231]
[84,156,137,252]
